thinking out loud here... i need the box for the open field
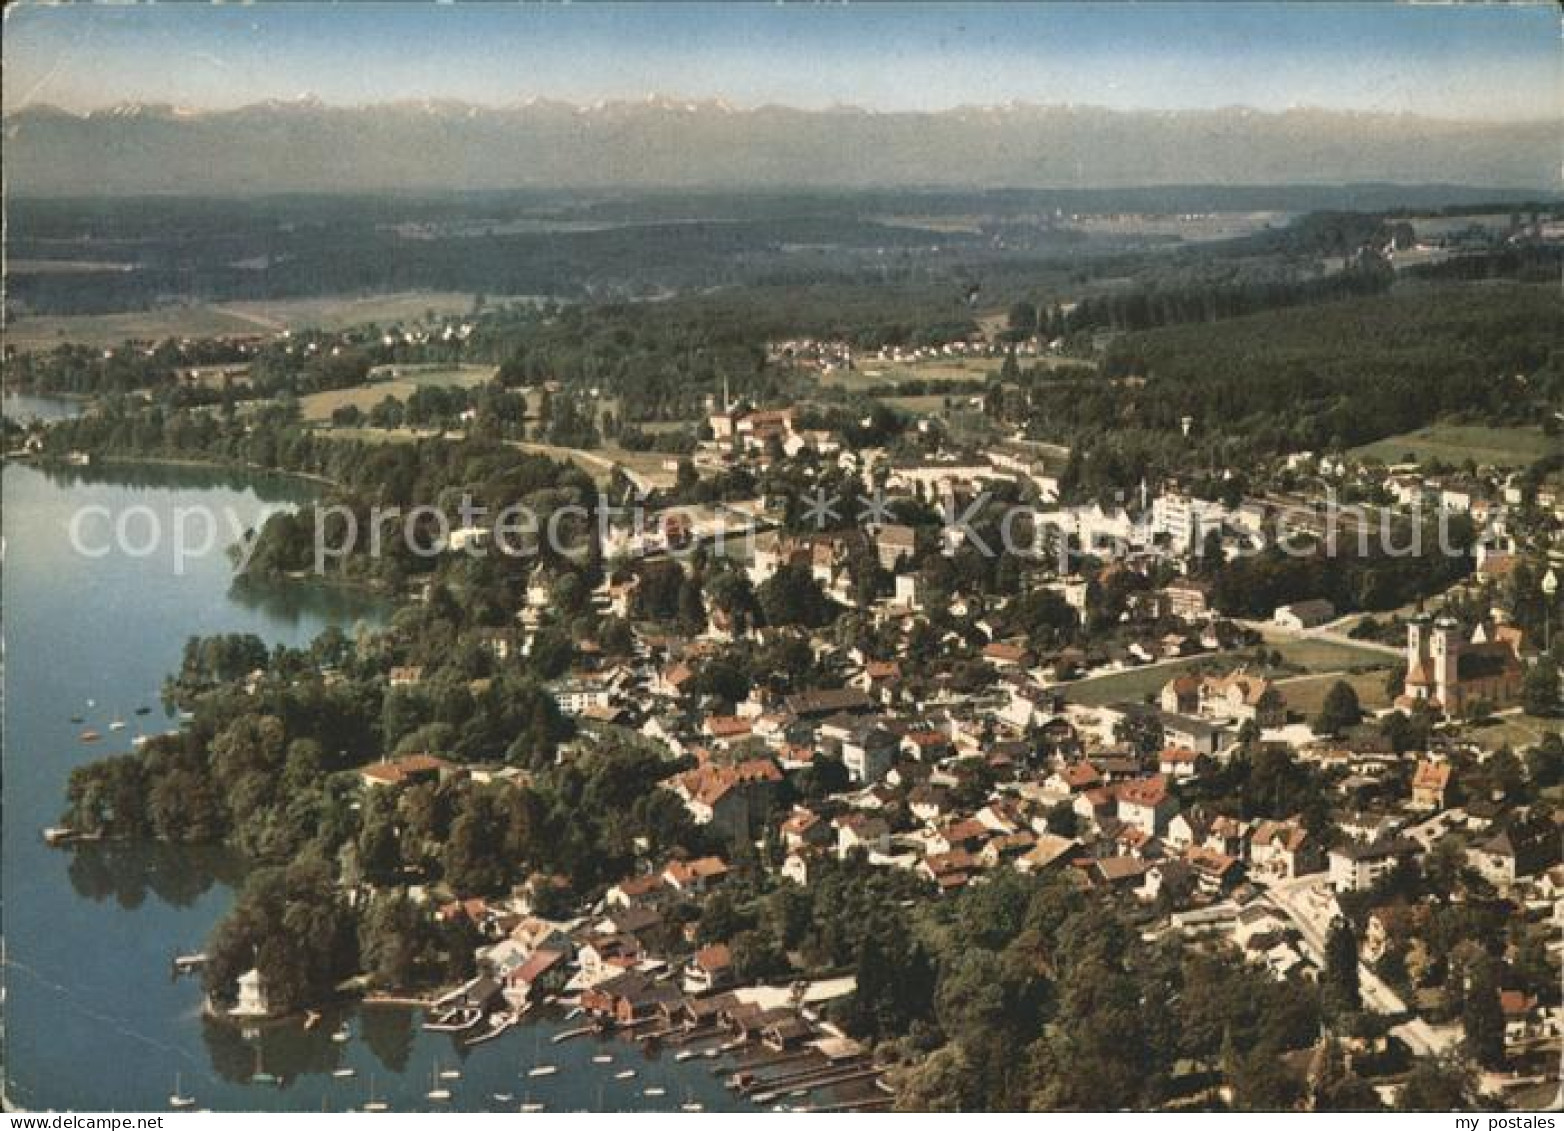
[1065,636,1393,708]
[1277,670,1393,717]
[1252,630,1399,671]
[880,394,975,416]
[297,364,496,422]
[1465,712,1564,753]
[823,357,1001,393]
[4,291,498,352]
[4,304,281,351]
[220,291,492,332]
[1064,659,1210,707]
[1349,423,1557,469]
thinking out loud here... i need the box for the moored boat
[427,1064,452,1102]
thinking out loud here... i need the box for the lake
[1,461,748,1112]
[3,392,84,424]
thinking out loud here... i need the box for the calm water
[1,461,745,1111]
[2,393,83,423]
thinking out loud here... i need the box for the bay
[1,461,746,1112]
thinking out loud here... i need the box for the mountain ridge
[6,98,1556,194]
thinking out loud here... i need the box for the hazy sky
[4,2,1558,120]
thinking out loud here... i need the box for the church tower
[1404,614,1433,703]
[1430,616,1461,710]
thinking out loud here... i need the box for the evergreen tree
[1323,916,1361,1015]
[1461,957,1506,1070]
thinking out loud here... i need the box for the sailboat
[427,1064,452,1102]
[168,1073,196,1109]
[524,1020,556,1077]
[362,1074,389,1112]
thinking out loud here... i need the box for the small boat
[439,1068,461,1081]
[751,1091,777,1104]
[135,706,152,716]
[518,1102,546,1113]
[493,1093,513,1104]
[681,1102,706,1112]
[169,1074,196,1110]
[527,1065,557,1078]
[109,720,127,731]
[252,1072,280,1087]
[331,1024,351,1044]
[69,715,84,724]
[675,1049,698,1062]
[86,699,96,708]
[79,730,101,742]
[332,1068,356,1080]
[789,1088,809,1098]
[362,1075,388,1112]
[171,952,207,976]
[591,1054,613,1065]
[702,1048,719,1059]
[303,1010,321,1030]
[427,1065,452,1102]
[644,1086,667,1098]
[615,1069,636,1080]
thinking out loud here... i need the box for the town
[5,2,1562,1115]
[23,255,1563,1110]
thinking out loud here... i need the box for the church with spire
[1398,613,1526,716]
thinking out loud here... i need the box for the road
[1261,875,1457,1058]
[510,440,656,494]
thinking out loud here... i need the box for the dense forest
[1026,282,1562,460]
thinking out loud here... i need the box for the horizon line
[6,93,1557,127]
